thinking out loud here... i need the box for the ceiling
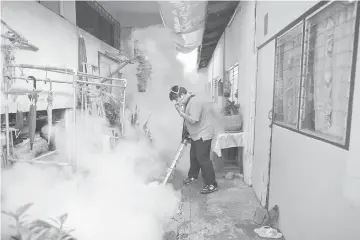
[99,1,163,28]
[197,1,239,70]
[98,1,239,67]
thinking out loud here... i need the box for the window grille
[226,64,239,103]
[272,1,358,146]
[300,1,357,144]
[274,23,303,127]
[75,1,121,50]
[218,79,224,96]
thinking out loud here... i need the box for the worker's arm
[175,102,201,125]
[179,112,198,124]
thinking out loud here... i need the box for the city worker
[169,85,218,194]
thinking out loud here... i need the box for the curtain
[276,24,302,127]
[308,2,356,140]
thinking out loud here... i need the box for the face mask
[178,95,186,105]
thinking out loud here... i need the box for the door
[252,40,275,207]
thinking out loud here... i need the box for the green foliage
[129,105,153,143]
[134,41,152,90]
[2,203,75,240]
[103,101,120,126]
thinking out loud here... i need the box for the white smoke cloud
[1,111,181,240]
[1,25,199,240]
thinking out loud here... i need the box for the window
[213,78,219,103]
[38,1,61,15]
[218,79,224,96]
[226,64,239,103]
[274,23,303,127]
[273,1,358,147]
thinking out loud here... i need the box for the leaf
[8,224,17,229]
[19,219,30,226]
[28,226,43,234]
[1,210,16,218]
[48,217,60,226]
[58,213,68,225]
[28,228,49,240]
[65,228,75,234]
[61,235,74,240]
[16,203,34,217]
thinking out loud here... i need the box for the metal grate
[76,1,121,50]
[300,1,356,143]
[226,64,239,103]
[274,23,303,127]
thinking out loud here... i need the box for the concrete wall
[224,1,256,143]
[1,1,119,114]
[255,1,318,46]
[206,34,224,109]
[255,1,360,239]
[207,1,257,184]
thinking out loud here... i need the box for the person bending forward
[169,85,218,194]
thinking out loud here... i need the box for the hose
[162,139,188,185]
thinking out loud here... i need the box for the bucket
[223,114,242,132]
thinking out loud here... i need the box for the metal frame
[255,0,360,210]
[260,1,360,150]
[2,64,127,172]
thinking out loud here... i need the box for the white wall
[206,34,224,109]
[1,1,119,114]
[213,1,257,184]
[256,1,319,47]
[255,1,360,239]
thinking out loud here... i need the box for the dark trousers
[188,138,217,186]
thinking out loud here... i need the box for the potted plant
[134,43,152,93]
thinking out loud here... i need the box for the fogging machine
[162,138,189,185]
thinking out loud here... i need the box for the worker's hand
[174,103,183,115]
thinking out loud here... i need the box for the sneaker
[183,177,198,185]
[200,184,218,194]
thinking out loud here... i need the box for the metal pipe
[5,64,74,73]
[34,149,59,160]
[5,64,127,85]
[162,139,188,185]
[76,79,124,88]
[12,76,125,88]
[121,88,126,136]
[72,75,77,173]
[4,78,10,158]
[77,72,127,83]
[100,61,131,83]
[8,158,71,166]
[11,76,72,85]
[103,51,123,63]
[1,20,39,52]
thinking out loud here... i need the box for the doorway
[252,40,275,207]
